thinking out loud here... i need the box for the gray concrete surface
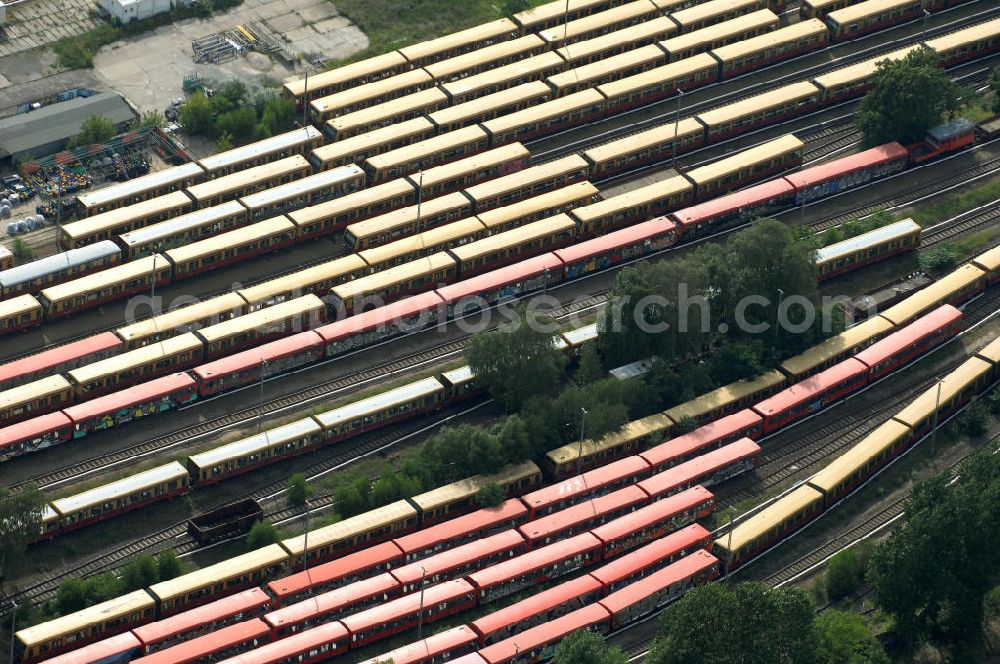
[92,0,367,116]
[0,0,104,58]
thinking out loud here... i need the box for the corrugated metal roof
[0,93,135,157]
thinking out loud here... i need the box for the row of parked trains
[16,287,1000,661]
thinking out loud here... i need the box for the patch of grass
[955,97,995,124]
[52,24,121,69]
[329,0,550,65]
[908,176,1000,226]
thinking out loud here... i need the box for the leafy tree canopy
[553,630,628,664]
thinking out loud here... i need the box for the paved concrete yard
[0,0,104,58]
[93,0,367,115]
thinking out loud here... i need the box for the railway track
[923,197,1000,248]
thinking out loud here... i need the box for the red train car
[0,332,123,391]
[478,604,611,664]
[597,549,720,629]
[262,573,400,639]
[394,498,529,563]
[220,622,349,664]
[315,291,445,357]
[339,579,477,649]
[132,588,272,654]
[589,523,713,594]
[364,625,479,664]
[391,530,527,592]
[62,372,198,438]
[131,619,270,664]
[266,541,403,607]
[553,217,678,279]
[639,408,762,473]
[637,442,760,500]
[592,489,716,560]
[468,533,603,604]
[192,331,324,397]
[522,456,651,519]
[517,485,648,548]
[435,253,565,318]
[471,575,603,647]
[753,358,869,432]
[854,305,962,381]
[39,632,142,664]
[671,178,796,241]
[784,142,909,205]
[0,411,73,463]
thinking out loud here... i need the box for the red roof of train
[435,253,564,302]
[0,331,122,384]
[671,179,795,228]
[637,440,759,499]
[133,588,270,647]
[593,487,716,542]
[40,632,141,664]
[131,619,269,664]
[854,305,961,369]
[552,217,676,263]
[263,573,398,630]
[471,574,602,638]
[192,331,323,380]
[783,142,908,189]
[218,621,349,664]
[478,604,611,664]
[63,372,196,422]
[391,530,524,586]
[364,625,478,664]
[468,533,602,589]
[517,485,648,542]
[340,579,475,634]
[639,408,761,468]
[753,358,868,417]
[522,456,651,513]
[589,523,712,587]
[0,411,72,448]
[267,540,402,599]
[598,549,719,614]
[394,499,527,556]
[314,291,445,342]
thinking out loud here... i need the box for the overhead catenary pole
[930,380,943,446]
[576,407,588,477]
[773,288,785,343]
[301,496,311,574]
[564,0,570,44]
[9,600,17,664]
[257,358,269,433]
[416,566,428,642]
[302,67,309,128]
[672,89,683,167]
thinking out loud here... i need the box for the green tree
[825,547,866,603]
[984,585,1000,621]
[71,114,116,147]
[57,578,89,614]
[553,630,627,664]
[334,481,369,518]
[11,237,34,261]
[0,485,45,586]
[814,610,890,664]
[247,520,279,548]
[575,344,605,384]
[133,111,164,129]
[919,243,957,273]
[220,79,248,104]
[467,304,567,410]
[122,554,159,592]
[869,449,1000,644]
[956,399,989,437]
[673,416,697,435]
[501,0,531,18]
[156,550,182,581]
[216,106,258,141]
[179,91,214,135]
[261,96,296,134]
[990,66,1000,113]
[649,582,817,664]
[475,482,506,508]
[216,131,235,152]
[287,473,309,507]
[857,49,963,147]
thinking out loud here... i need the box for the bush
[475,482,506,508]
[122,555,158,592]
[287,473,308,507]
[957,399,989,437]
[825,547,866,602]
[674,416,698,435]
[157,550,183,581]
[985,585,1000,620]
[11,237,34,261]
[247,520,279,548]
[919,243,957,274]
